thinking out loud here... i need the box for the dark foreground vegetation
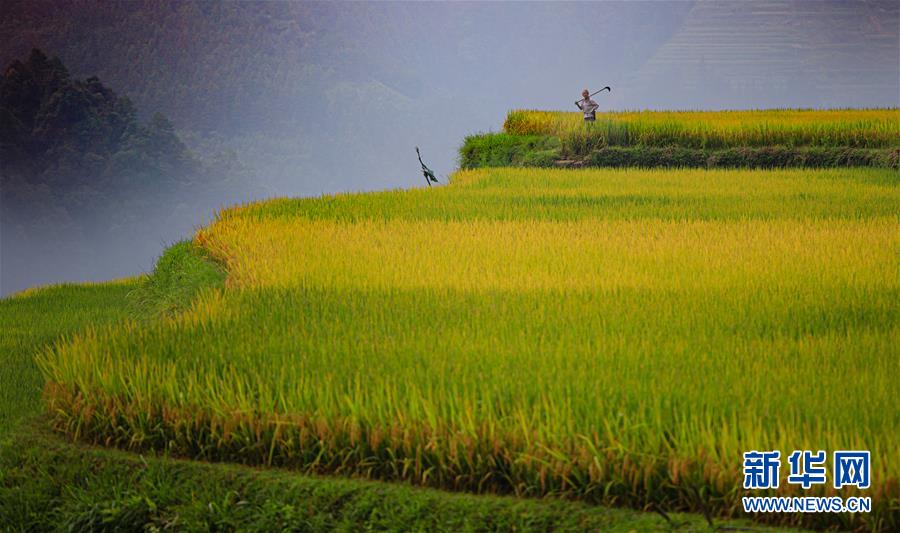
[3,426,742,532]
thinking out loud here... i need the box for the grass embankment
[37,167,900,530]
[461,109,900,169]
[1,241,739,530]
[3,428,734,532]
[127,240,227,319]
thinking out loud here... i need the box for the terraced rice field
[504,109,900,149]
[38,167,899,528]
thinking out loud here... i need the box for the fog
[2,0,898,296]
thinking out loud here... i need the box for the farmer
[575,89,599,122]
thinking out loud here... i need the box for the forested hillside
[1,49,195,186]
[0,49,254,296]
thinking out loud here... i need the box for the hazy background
[2,0,898,297]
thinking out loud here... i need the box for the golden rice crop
[504,109,900,149]
[38,167,899,530]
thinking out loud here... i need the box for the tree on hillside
[1,48,194,185]
[0,48,259,297]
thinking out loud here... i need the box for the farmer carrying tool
[416,146,439,187]
[575,86,610,122]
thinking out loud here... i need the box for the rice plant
[504,109,900,149]
[0,280,139,436]
[37,167,900,530]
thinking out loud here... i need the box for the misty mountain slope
[0,49,255,297]
[629,0,899,109]
[0,1,692,193]
[0,2,691,132]
[0,1,338,133]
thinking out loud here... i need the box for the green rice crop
[0,245,758,531]
[38,167,899,529]
[0,280,139,436]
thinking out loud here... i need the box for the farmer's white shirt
[577,98,599,119]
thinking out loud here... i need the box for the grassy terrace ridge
[36,167,899,531]
[460,109,900,169]
[3,427,760,532]
[0,242,764,531]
